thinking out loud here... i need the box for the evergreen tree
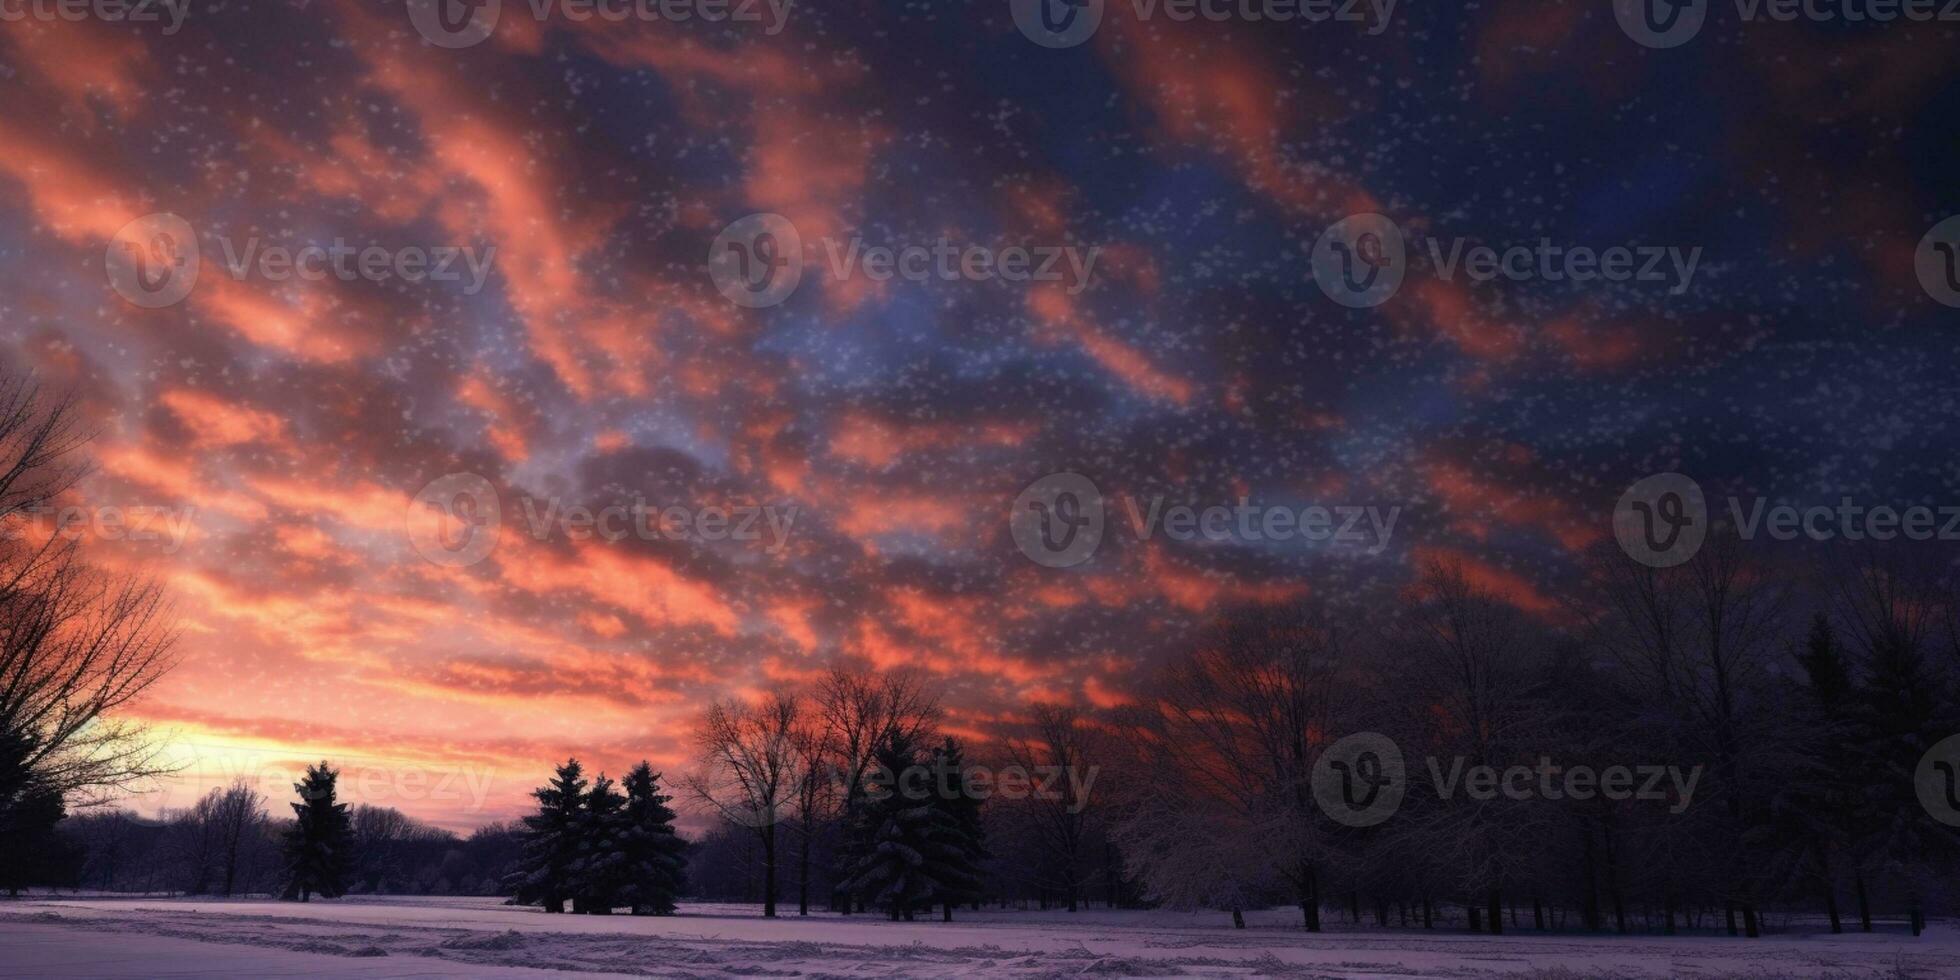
[617,761,687,915]
[504,759,588,913]
[926,737,988,920]
[1798,613,1852,712]
[570,774,628,914]
[839,731,981,921]
[839,731,933,920]
[0,777,75,896]
[1842,612,1959,935]
[280,762,351,901]
[1766,612,1860,932]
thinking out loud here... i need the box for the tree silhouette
[281,762,351,901]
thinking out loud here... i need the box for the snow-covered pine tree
[570,774,628,914]
[926,737,987,920]
[617,761,688,915]
[280,761,351,901]
[839,730,973,921]
[503,759,587,913]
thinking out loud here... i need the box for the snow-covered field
[1,896,1952,978]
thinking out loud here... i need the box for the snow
[1,896,1954,978]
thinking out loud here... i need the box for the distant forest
[15,539,1960,937]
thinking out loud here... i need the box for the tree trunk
[1581,827,1602,931]
[761,824,778,918]
[1232,907,1246,929]
[1301,864,1321,932]
[797,819,811,917]
[1854,870,1872,932]
[1487,889,1503,935]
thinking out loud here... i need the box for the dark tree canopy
[281,762,352,901]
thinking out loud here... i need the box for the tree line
[4,371,1956,935]
[668,538,1960,938]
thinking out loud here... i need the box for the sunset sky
[2,1,1956,831]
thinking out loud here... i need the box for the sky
[1,0,1957,831]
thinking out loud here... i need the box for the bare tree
[0,376,178,831]
[688,693,803,917]
[1119,605,1345,930]
[171,779,270,897]
[1580,533,1788,937]
[787,718,831,916]
[1388,560,1547,934]
[1005,703,1106,912]
[810,661,938,912]
[351,803,451,893]
[211,780,269,896]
